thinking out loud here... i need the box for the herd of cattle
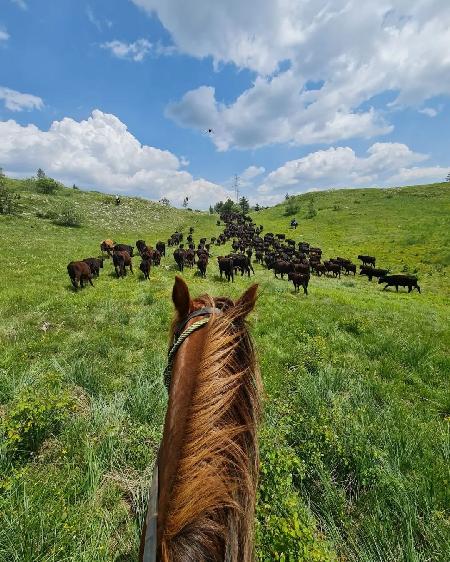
[66,211,421,294]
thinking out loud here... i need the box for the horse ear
[172,276,191,317]
[235,284,258,317]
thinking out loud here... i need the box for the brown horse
[140,276,262,562]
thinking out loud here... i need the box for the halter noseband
[142,306,222,562]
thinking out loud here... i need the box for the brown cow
[113,251,133,278]
[67,261,94,289]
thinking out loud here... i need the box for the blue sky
[1,0,449,208]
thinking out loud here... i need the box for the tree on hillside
[284,196,299,216]
[254,203,260,211]
[182,196,189,208]
[305,196,317,219]
[215,199,239,214]
[209,205,214,214]
[159,197,170,206]
[239,196,250,214]
[222,198,240,213]
[37,168,46,179]
[445,172,450,182]
[285,193,290,200]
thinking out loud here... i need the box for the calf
[358,254,376,267]
[113,251,133,278]
[82,257,104,277]
[288,272,309,294]
[67,261,94,289]
[139,258,151,280]
[378,275,421,293]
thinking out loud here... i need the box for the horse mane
[161,293,262,561]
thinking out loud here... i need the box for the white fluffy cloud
[0,28,10,41]
[101,39,152,62]
[138,0,450,150]
[0,87,44,112]
[0,110,232,208]
[242,166,265,181]
[254,142,447,203]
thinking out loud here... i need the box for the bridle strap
[173,306,222,340]
[142,306,223,562]
[163,306,223,391]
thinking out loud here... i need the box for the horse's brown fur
[149,277,262,562]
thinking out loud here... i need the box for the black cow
[114,244,134,257]
[324,261,341,278]
[273,260,292,279]
[218,256,234,282]
[174,249,185,272]
[136,240,147,256]
[82,257,104,277]
[378,275,421,293]
[288,272,309,294]
[358,254,376,267]
[232,254,254,277]
[360,266,389,281]
[139,258,151,280]
[156,241,166,257]
[197,255,208,278]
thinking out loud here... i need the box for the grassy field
[0,179,449,561]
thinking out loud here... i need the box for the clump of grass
[53,203,82,227]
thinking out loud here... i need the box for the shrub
[1,374,75,459]
[35,177,61,194]
[284,198,299,216]
[53,203,82,227]
[35,208,58,220]
[305,198,317,219]
[0,184,20,215]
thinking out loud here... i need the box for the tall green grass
[0,179,449,561]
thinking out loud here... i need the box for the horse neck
[157,309,261,562]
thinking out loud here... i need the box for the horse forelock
[159,292,261,562]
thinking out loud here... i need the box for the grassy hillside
[0,179,449,561]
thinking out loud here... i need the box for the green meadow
[0,178,449,561]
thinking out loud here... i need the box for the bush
[53,203,82,227]
[35,208,58,220]
[35,177,61,194]
[305,198,317,219]
[284,198,299,216]
[0,184,20,215]
[1,374,75,459]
